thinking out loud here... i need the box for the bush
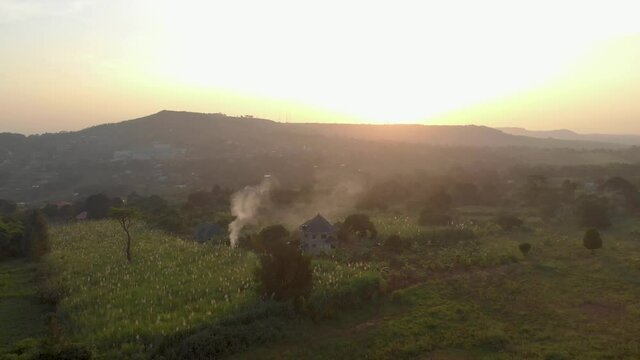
[583,228,603,252]
[495,214,523,231]
[338,214,377,242]
[518,242,531,256]
[255,238,313,303]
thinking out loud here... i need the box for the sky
[1,0,640,134]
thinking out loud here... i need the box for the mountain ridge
[1,110,628,149]
[498,127,640,146]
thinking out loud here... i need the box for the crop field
[42,221,381,358]
[6,213,640,359]
[370,213,521,270]
[234,225,640,359]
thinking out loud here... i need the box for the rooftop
[300,214,335,233]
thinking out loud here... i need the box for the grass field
[234,225,640,359]
[42,221,381,358]
[0,260,52,355]
[5,213,640,359]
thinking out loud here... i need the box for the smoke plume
[228,177,278,247]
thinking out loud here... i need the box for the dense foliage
[254,231,313,303]
[583,228,603,252]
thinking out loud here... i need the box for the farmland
[3,211,640,359]
[38,221,381,358]
[236,221,640,359]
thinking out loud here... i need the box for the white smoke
[228,177,278,247]
[227,171,366,247]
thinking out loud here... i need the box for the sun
[144,1,640,124]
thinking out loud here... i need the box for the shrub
[518,242,531,256]
[255,239,313,303]
[338,214,377,242]
[583,228,603,253]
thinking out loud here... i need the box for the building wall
[301,231,334,254]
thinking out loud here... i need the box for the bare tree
[109,208,140,263]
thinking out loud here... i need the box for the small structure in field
[299,214,336,254]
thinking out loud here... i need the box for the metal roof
[300,214,335,233]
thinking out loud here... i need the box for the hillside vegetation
[2,111,639,203]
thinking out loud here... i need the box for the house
[299,214,336,254]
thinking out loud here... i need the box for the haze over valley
[3,1,640,359]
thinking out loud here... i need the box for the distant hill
[72,110,624,149]
[0,111,626,154]
[499,127,640,146]
[1,111,638,203]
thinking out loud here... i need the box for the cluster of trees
[252,225,313,304]
[0,200,50,260]
[357,177,502,213]
[336,214,378,242]
[37,184,233,238]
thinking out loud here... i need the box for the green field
[3,214,640,359]
[40,221,380,358]
[235,223,640,359]
[0,260,52,355]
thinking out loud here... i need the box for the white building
[299,214,336,254]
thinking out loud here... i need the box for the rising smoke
[228,172,365,247]
[228,177,278,247]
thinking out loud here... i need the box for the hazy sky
[1,0,640,134]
